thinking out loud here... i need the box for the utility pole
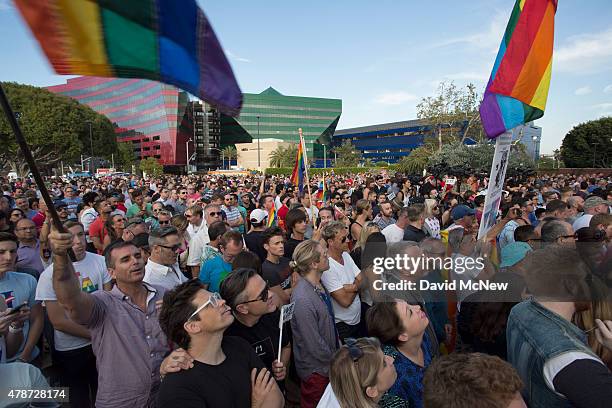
[257,115,261,169]
[111,153,115,170]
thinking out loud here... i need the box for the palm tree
[221,145,237,169]
[397,146,433,175]
[268,146,285,168]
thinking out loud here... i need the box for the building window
[152,135,160,141]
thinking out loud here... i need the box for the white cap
[250,208,268,224]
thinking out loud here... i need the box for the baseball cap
[583,196,610,210]
[250,208,268,224]
[53,200,67,209]
[500,242,532,268]
[451,205,476,220]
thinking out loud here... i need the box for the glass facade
[47,76,191,167]
[221,87,342,166]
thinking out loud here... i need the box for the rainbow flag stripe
[14,0,242,116]
[479,0,557,139]
[290,140,305,193]
[267,205,277,227]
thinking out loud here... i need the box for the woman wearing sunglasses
[103,214,126,248]
[423,199,442,239]
[318,337,397,408]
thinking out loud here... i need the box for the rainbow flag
[14,0,242,116]
[479,0,557,139]
[267,204,277,227]
[290,138,305,193]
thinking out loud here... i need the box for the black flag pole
[0,83,76,261]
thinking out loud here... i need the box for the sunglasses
[208,211,223,217]
[187,292,222,321]
[159,220,170,225]
[238,282,270,306]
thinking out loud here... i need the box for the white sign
[444,177,457,186]
[277,302,295,362]
[477,131,513,239]
[387,191,396,201]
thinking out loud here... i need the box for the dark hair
[423,353,523,408]
[158,279,204,350]
[208,221,228,242]
[366,300,403,347]
[361,232,387,269]
[546,199,569,214]
[231,251,261,275]
[0,210,6,220]
[0,232,18,246]
[262,226,284,245]
[275,184,285,195]
[82,191,99,207]
[258,194,273,208]
[103,240,138,268]
[219,267,258,309]
[534,208,546,218]
[514,225,535,242]
[285,208,307,233]
[131,189,143,199]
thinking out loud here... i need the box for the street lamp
[186,138,193,174]
[86,121,94,174]
[256,115,261,169]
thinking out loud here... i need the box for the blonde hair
[423,199,438,219]
[290,240,325,276]
[356,222,380,250]
[330,337,384,408]
[355,199,371,216]
[574,298,612,368]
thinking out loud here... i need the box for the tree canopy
[268,145,298,168]
[560,117,612,168]
[139,157,163,177]
[0,82,118,175]
[334,140,360,167]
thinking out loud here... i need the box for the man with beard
[506,246,612,407]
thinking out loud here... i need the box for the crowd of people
[0,169,611,407]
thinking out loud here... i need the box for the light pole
[186,138,193,174]
[257,115,261,169]
[87,121,94,174]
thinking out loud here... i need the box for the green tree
[396,146,434,175]
[268,145,298,168]
[139,157,163,177]
[560,117,612,168]
[334,140,360,167]
[221,145,237,168]
[416,81,484,152]
[0,82,118,176]
[116,142,135,170]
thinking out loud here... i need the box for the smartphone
[8,303,27,315]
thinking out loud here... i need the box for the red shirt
[32,211,46,231]
[88,217,108,254]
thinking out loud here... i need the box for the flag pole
[299,128,315,226]
[0,84,75,260]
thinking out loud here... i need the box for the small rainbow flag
[479,0,557,138]
[14,0,242,116]
[267,204,277,227]
[290,138,305,193]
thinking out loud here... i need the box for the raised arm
[48,230,96,325]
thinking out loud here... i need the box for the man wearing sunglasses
[47,232,190,407]
[186,204,224,278]
[144,227,188,290]
[157,279,284,407]
[221,268,290,385]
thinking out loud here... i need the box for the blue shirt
[199,256,232,292]
[380,331,433,408]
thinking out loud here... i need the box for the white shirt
[35,252,111,351]
[143,259,187,290]
[572,214,593,232]
[321,252,361,325]
[80,208,98,243]
[186,220,208,242]
[186,232,211,267]
[317,384,341,408]
[382,223,404,244]
[543,351,604,394]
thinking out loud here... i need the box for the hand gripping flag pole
[0,84,76,261]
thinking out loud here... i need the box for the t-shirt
[317,384,341,408]
[382,224,404,244]
[245,231,266,263]
[284,237,304,261]
[0,272,39,362]
[63,197,82,220]
[262,257,292,289]
[321,253,361,325]
[35,253,111,351]
[157,336,265,408]
[224,312,290,375]
[199,256,232,292]
[88,217,107,254]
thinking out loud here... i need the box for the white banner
[477,131,513,239]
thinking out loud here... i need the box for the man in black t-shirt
[245,208,268,263]
[157,279,284,408]
[283,209,307,260]
[220,268,291,385]
[262,226,293,305]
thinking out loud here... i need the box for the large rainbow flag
[290,137,305,193]
[479,0,557,139]
[14,0,242,116]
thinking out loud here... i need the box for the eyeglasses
[153,208,162,212]
[208,211,223,217]
[57,207,68,212]
[158,243,181,251]
[159,220,170,225]
[344,338,364,362]
[16,227,36,231]
[187,292,222,321]
[558,235,576,240]
[179,191,187,195]
[238,283,270,306]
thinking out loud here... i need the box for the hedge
[264,166,398,176]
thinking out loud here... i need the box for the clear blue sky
[1,0,611,154]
